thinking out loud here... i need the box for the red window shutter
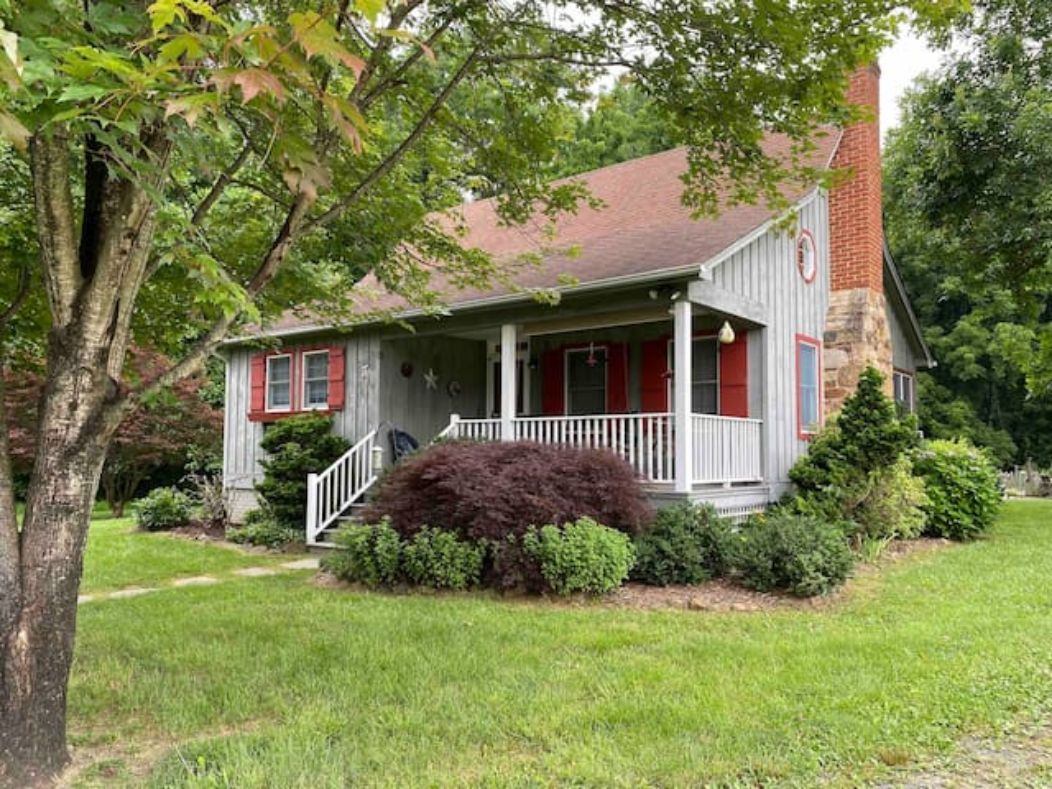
[541,349,565,415]
[640,338,669,413]
[719,332,749,418]
[606,342,629,413]
[328,346,345,410]
[249,354,266,415]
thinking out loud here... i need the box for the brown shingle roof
[263,131,841,336]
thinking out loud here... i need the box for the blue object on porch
[389,427,419,462]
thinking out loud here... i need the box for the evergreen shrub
[733,512,854,597]
[254,413,350,532]
[631,502,734,586]
[789,366,921,539]
[523,517,635,596]
[914,439,1001,540]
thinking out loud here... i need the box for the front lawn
[67,500,1052,788]
[80,518,308,595]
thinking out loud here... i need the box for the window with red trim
[249,346,345,421]
[796,335,821,438]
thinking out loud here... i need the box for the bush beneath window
[402,527,484,590]
[914,439,1001,541]
[226,509,302,549]
[321,519,403,587]
[134,487,193,532]
[732,512,854,597]
[631,502,734,586]
[523,517,635,596]
[254,413,350,533]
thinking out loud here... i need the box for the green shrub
[732,512,854,597]
[321,519,402,587]
[134,487,193,531]
[255,413,350,532]
[226,509,302,549]
[523,517,635,596]
[852,456,929,541]
[914,439,1001,541]
[789,366,921,535]
[631,502,734,586]
[402,527,484,590]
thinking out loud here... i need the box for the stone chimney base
[823,288,893,416]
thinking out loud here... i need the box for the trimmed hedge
[523,517,636,596]
[733,512,854,597]
[631,502,734,586]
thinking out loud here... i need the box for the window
[797,230,817,283]
[566,346,607,415]
[266,355,292,412]
[691,337,719,414]
[796,335,821,438]
[250,346,344,421]
[302,351,330,409]
[893,370,915,413]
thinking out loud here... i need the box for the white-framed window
[266,354,292,412]
[302,350,330,410]
[797,230,817,283]
[566,346,607,415]
[893,370,915,413]
[796,335,821,437]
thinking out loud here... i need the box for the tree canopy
[884,0,1052,465]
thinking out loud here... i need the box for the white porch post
[500,323,518,441]
[673,298,693,493]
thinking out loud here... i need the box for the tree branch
[305,46,483,233]
[191,142,253,227]
[0,266,31,335]
[29,131,80,327]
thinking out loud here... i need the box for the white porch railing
[444,412,762,486]
[306,429,379,545]
[690,414,763,484]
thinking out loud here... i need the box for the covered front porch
[440,411,762,489]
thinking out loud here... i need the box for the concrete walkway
[77,557,321,605]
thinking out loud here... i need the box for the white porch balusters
[500,323,518,441]
[673,298,693,493]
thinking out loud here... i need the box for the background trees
[883,0,1052,466]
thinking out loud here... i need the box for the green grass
[67,500,1052,788]
[80,519,307,594]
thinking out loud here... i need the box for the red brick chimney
[823,63,893,412]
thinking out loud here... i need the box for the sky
[879,30,944,140]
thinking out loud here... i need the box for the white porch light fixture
[718,320,736,344]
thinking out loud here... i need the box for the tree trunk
[0,332,121,788]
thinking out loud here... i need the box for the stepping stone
[172,576,219,587]
[78,595,94,605]
[281,558,320,570]
[109,587,158,599]
[233,567,278,577]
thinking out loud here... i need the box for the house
[220,64,933,545]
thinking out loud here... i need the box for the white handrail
[306,429,379,545]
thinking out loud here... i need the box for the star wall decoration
[424,368,438,390]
